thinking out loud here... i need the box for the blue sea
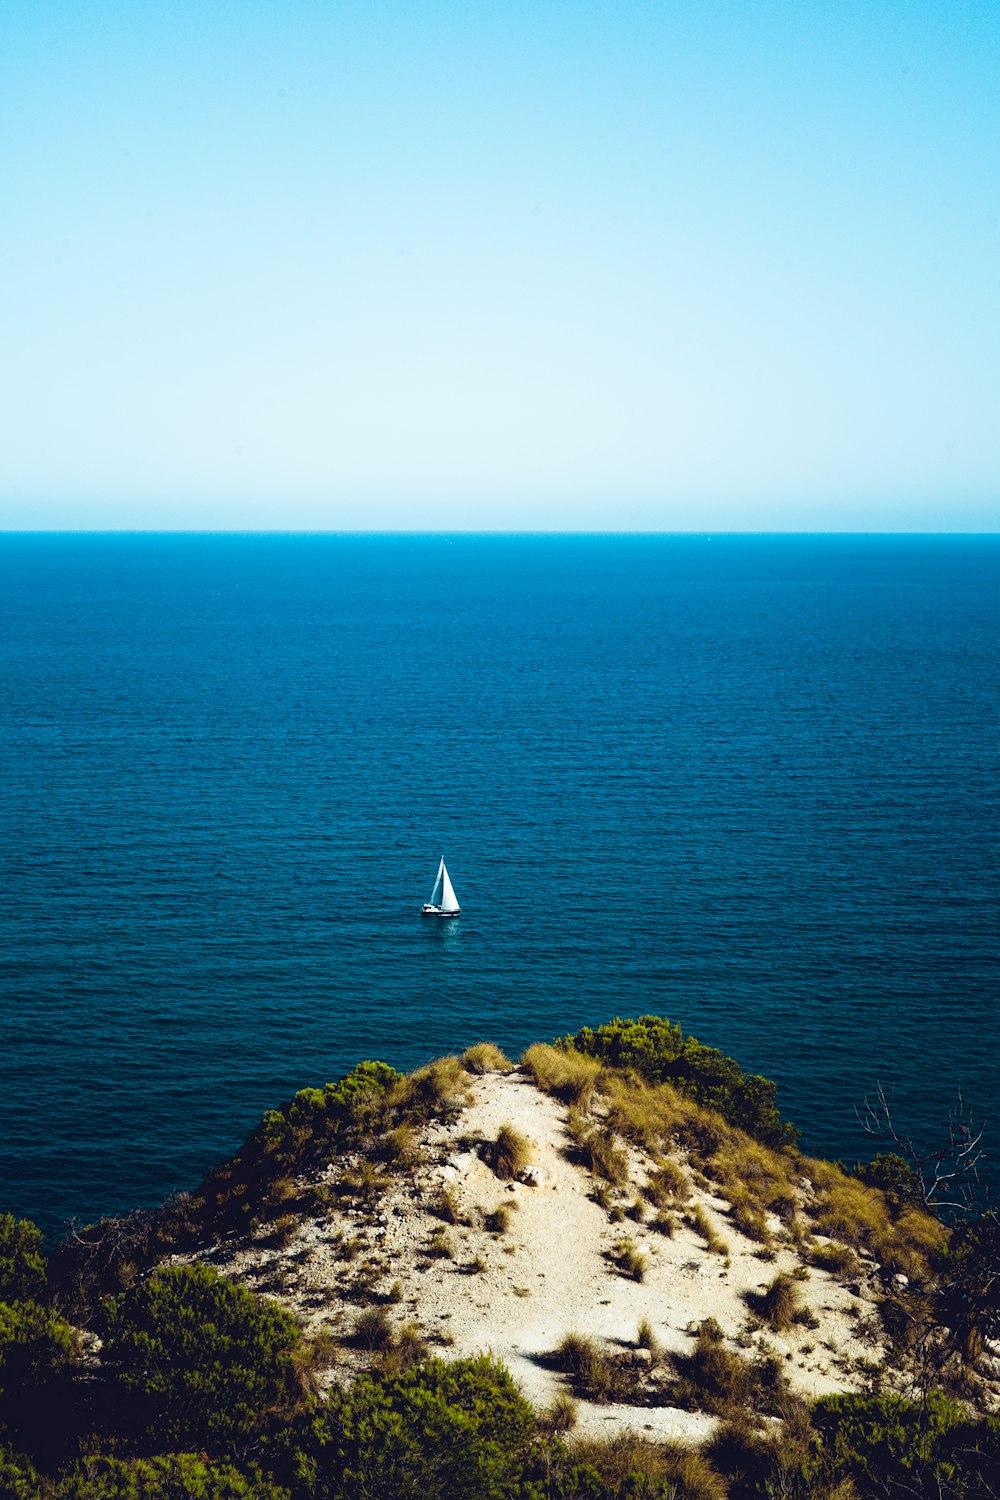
[1,533,998,1240]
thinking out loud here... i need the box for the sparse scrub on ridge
[483,1203,513,1235]
[352,1304,394,1351]
[491,1123,531,1180]
[378,1318,430,1376]
[807,1240,861,1277]
[401,1056,471,1115]
[461,1042,511,1074]
[747,1271,801,1332]
[554,1332,630,1402]
[580,1128,628,1185]
[337,1161,390,1204]
[380,1124,421,1167]
[651,1209,676,1236]
[685,1204,729,1256]
[611,1237,648,1282]
[728,1190,772,1245]
[801,1156,944,1279]
[590,1181,614,1211]
[429,1188,462,1224]
[562,1014,798,1147]
[670,1317,789,1420]
[424,1226,456,1260]
[266,1213,299,1248]
[521,1043,600,1105]
[643,1158,691,1205]
[703,1133,797,1213]
[636,1317,660,1355]
[563,1432,728,1500]
[539,1389,578,1436]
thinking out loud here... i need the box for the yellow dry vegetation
[521,1043,601,1105]
[800,1156,945,1278]
[461,1042,512,1074]
[521,1039,945,1282]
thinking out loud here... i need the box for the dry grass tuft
[566,1433,727,1500]
[612,1236,648,1282]
[540,1390,579,1436]
[353,1304,394,1350]
[751,1271,801,1332]
[807,1240,861,1277]
[461,1042,512,1074]
[424,1226,456,1260]
[521,1043,601,1106]
[728,1190,772,1245]
[483,1203,513,1235]
[580,1128,629,1186]
[429,1188,462,1224]
[601,1073,685,1152]
[379,1319,430,1375]
[492,1123,532,1180]
[644,1158,691,1206]
[381,1125,421,1167]
[801,1157,944,1279]
[554,1332,629,1402]
[402,1056,471,1114]
[636,1316,660,1355]
[685,1204,730,1256]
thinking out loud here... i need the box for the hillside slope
[177,1054,902,1439]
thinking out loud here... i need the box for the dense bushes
[562,1016,797,1148]
[0,1214,77,1452]
[100,1264,301,1453]
[0,1217,48,1305]
[812,1391,1000,1498]
[266,1355,537,1500]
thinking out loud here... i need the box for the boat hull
[421,905,460,917]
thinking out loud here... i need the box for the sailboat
[422,857,461,917]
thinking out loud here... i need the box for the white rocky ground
[181,1066,884,1442]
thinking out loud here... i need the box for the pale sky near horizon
[2,1,998,531]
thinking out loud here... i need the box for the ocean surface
[1,533,997,1241]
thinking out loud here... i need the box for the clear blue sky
[2,0,998,530]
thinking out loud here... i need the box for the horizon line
[1,528,998,539]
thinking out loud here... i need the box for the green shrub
[854,1152,922,1209]
[0,1444,38,1500]
[48,1455,290,1499]
[101,1264,300,1453]
[266,1354,537,1500]
[0,1216,47,1304]
[812,1390,1000,1496]
[0,1297,76,1403]
[563,1015,797,1147]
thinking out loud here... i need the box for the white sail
[428,858,445,907]
[439,860,460,912]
